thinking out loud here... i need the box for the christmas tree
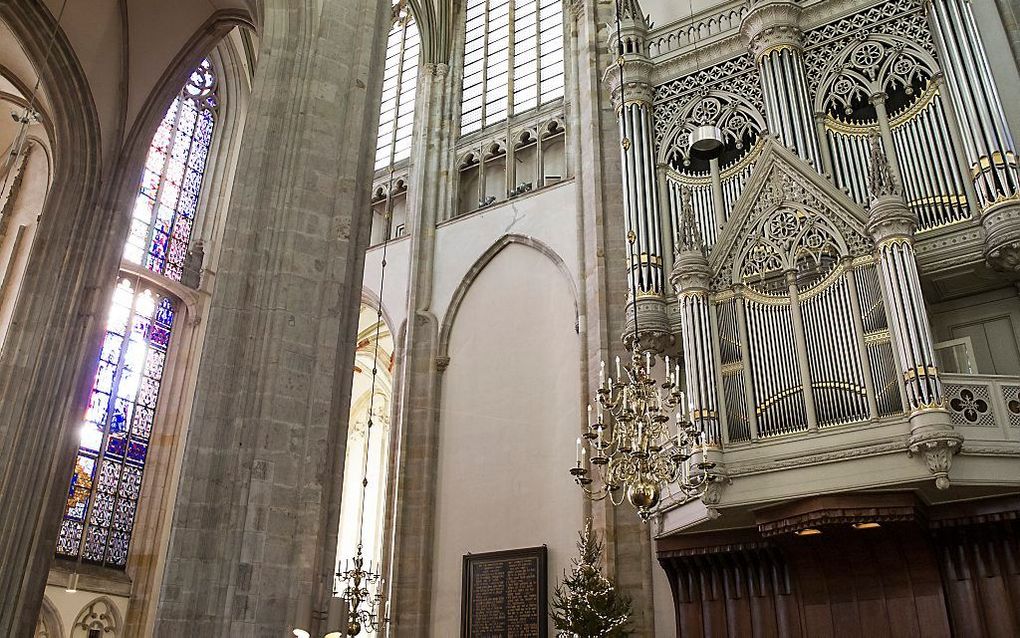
[551,519,632,638]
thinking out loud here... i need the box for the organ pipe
[928,0,1019,207]
[741,1,822,169]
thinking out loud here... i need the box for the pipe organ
[637,0,1020,470]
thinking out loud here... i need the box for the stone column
[604,3,671,354]
[154,1,390,636]
[928,0,1020,270]
[387,60,457,638]
[865,135,961,490]
[741,1,822,169]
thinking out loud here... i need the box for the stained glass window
[375,4,420,170]
[57,277,176,567]
[123,59,218,281]
[460,0,564,136]
[57,60,218,568]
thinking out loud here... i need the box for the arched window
[375,3,420,170]
[460,0,564,135]
[123,60,217,281]
[56,60,218,568]
[336,305,394,608]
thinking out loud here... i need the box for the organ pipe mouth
[689,125,725,161]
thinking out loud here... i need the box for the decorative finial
[867,131,900,198]
[676,186,706,255]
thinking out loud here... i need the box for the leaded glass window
[57,60,218,568]
[376,3,420,170]
[57,277,176,567]
[123,59,217,281]
[461,0,564,136]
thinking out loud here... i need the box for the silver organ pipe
[891,87,970,231]
[716,298,750,443]
[744,295,807,437]
[800,272,869,427]
[929,0,1020,208]
[665,141,764,253]
[618,101,666,295]
[825,123,872,207]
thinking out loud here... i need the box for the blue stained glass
[156,298,175,326]
[101,333,123,362]
[172,216,192,241]
[106,436,126,460]
[145,254,165,273]
[149,325,171,348]
[110,399,132,435]
[140,170,161,198]
[126,440,148,466]
[137,377,159,408]
[61,57,215,568]
[83,526,108,561]
[132,407,154,439]
[167,239,187,267]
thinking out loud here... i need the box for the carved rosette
[740,0,805,61]
[981,199,1020,271]
[907,429,964,490]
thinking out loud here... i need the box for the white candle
[600,360,606,385]
[576,437,581,466]
[615,355,621,379]
[645,350,651,371]
[587,404,593,424]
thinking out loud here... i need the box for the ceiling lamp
[689,125,725,161]
[684,0,724,162]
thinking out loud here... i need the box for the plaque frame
[461,545,549,638]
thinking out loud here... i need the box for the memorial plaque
[461,546,548,638]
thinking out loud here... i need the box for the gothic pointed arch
[438,233,579,360]
[709,138,871,289]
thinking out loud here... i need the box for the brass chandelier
[570,0,716,521]
[570,236,716,521]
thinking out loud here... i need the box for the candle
[587,404,593,424]
[576,437,582,466]
[615,355,621,380]
[645,351,651,371]
[600,360,606,386]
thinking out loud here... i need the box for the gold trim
[877,236,912,249]
[971,151,1019,178]
[908,194,967,207]
[757,43,797,60]
[822,81,939,136]
[903,365,939,381]
[889,82,940,129]
[665,137,767,186]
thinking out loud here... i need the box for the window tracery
[460,0,564,135]
[57,59,219,569]
[123,59,217,282]
[376,3,420,170]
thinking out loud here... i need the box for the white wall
[430,242,583,636]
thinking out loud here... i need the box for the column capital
[603,57,655,110]
[740,0,805,61]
